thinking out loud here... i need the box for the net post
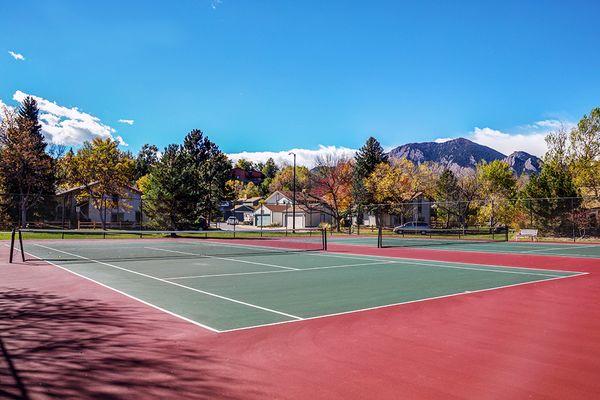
[9,228,15,263]
[322,228,327,251]
[18,229,25,262]
[377,225,383,248]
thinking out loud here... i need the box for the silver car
[393,222,430,234]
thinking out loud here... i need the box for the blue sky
[1,0,599,165]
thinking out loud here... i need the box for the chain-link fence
[0,193,220,231]
[2,193,599,241]
[342,196,600,241]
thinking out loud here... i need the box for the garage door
[285,215,305,229]
[254,215,271,226]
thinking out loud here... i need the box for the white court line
[11,243,589,335]
[152,243,568,279]
[310,251,585,275]
[8,245,222,333]
[32,243,303,321]
[165,261,393,280]
[519,244,600,254]
[309,252,567,278]
[144,246,299,270]
[218,271,589,333]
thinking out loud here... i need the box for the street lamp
[288,152,296,232]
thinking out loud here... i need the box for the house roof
[243,196,262,203]
[261,204,289,212]
[57,182,142,196]
[265,190,292,203]
[233,204,255,212]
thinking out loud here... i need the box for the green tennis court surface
[17,238,583,332]
[329,235,600,258]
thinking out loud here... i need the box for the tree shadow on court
[0,288,260,400]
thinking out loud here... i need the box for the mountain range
[387,138,541,175]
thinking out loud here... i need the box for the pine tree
[352,137,388,218]
[134,144,159,180]
[0,97,56,226]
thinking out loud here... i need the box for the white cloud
[9,90,126,146]
[211,0,222,9]
[118,119,134,125]
[228,145,357,168]
[435,119,575,157]
[470,127,550,156]
[8,51,25,61]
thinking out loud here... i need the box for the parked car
[226,216,238,225]
[393,222,430,234]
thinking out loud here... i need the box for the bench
[515,229,538,241]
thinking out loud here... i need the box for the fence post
[571,197,576,242]
[140,196,144,238]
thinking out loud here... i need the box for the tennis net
[378,226,508,248]
[9,227,327,263]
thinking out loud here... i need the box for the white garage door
[286,215,305,229]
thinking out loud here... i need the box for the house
[55,183,142,229]
[242,197,262,207]
[231,168,265,185]
[253,191,332,228]
[354,193,432,228]
[264,190,293,205]
[231,204,255,224]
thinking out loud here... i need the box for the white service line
[165,261,393,280]
[145,246,299,270]
[33,243,303,321]
[310,251,567,278]
[218,271,589,334]
[11,245,222,333]
[519,244,600,254]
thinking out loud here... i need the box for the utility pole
[289,152,296,232]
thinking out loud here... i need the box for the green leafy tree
[235,158,255,172]
[64,137,134,229]
[0,97,56,227]
[353,137,388,224]
[268,165,310,192]
[183,129,232,223]
[521,159,580,232]
[258,157,279,196]
[261,157,279,179]
[144,130,231,228]
[143,144,196,229]
[569,107,600,196]
[476,160,517,227]
[433,169,481,228]
[134,144,159,180]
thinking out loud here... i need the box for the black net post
[61,196,66,236]
[18,229,24,262]
[9,228,15,263]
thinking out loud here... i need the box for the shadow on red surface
[0,288,255,400]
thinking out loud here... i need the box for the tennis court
[11,231,584,332]
[329,234,600,258]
